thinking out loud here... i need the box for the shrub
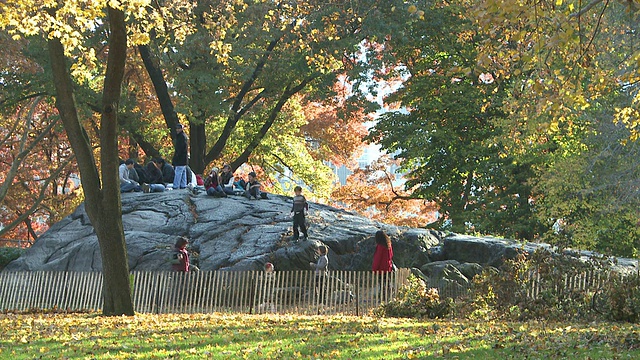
[0,247,24,270]
[598,272,640,323]
[374,275,453,319]
[462,248,601,321]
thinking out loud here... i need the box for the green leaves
[369,1,542,237]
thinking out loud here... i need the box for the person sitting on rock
[119,159,143,193]
[144,158,167,192]
[244,171,264,199]
[158,158,175,185]
[219,164,235,196]
[204,167,227,197]
[128,160,140,184]
[233,174,247,195]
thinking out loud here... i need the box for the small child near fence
[171,236,190,272]
[257,262,276,313]
[310,245,329,304]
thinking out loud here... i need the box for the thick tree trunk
[47,7,134,316]
[190,121,207,174]
[98,7,135,316]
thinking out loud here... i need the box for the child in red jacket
[372,230,393,272]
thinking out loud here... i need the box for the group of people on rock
[119,156,190,194]
[200,165,266,200]
[119,122,267,198]
[118,157,267,200]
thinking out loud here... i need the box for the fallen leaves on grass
[0,313,639,359]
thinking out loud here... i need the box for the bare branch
[0,155,75,238]
[569,0,605,18]
[0,97,60,203]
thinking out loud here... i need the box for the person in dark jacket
[219,164,235,195]
[144,158,167,192]
[172,123,189,189]
[244,171,262,199]
[158,158,174,184]
[290,185,309,241]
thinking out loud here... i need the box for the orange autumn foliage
[331,156,438,227]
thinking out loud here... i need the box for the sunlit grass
[1,313,639,359]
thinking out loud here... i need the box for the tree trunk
[190,121,206,174]
[98,7,135,316]
[128,136,138,160]
[47,6,134,316]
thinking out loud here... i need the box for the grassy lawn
[1,313,639,359]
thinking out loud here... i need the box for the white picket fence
[431,267,612,300]
[0,269,411,315]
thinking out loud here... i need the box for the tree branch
[205,20,297,164]
[0,155,74,238]
[138,44,182,142]
[569,0,604,18]
[230,73,322,170]
[0,97,60,203]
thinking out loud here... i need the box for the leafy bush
[0,247,24,269]
[461,248,600,321]
[374,275,453,319]
[598,272,640,323]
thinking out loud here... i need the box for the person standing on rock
[172,123,189,190]
[290,185,309,241]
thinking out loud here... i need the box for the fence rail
[1,268,614,315]
[0,269,411,315]
[430,268,612,300]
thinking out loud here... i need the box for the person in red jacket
[372,230,394,300]
[171,236,190,272]
[372,230,393,273]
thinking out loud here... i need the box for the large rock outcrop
[5,190,637,278]
[4,190,435,272]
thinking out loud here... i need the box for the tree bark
[97,7,135,316]
[47,6,134,316]
[190,121,207,174]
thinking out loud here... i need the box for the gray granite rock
[4,190,434,272]
[5,190,638,276]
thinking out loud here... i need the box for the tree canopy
[1,0,639,260]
